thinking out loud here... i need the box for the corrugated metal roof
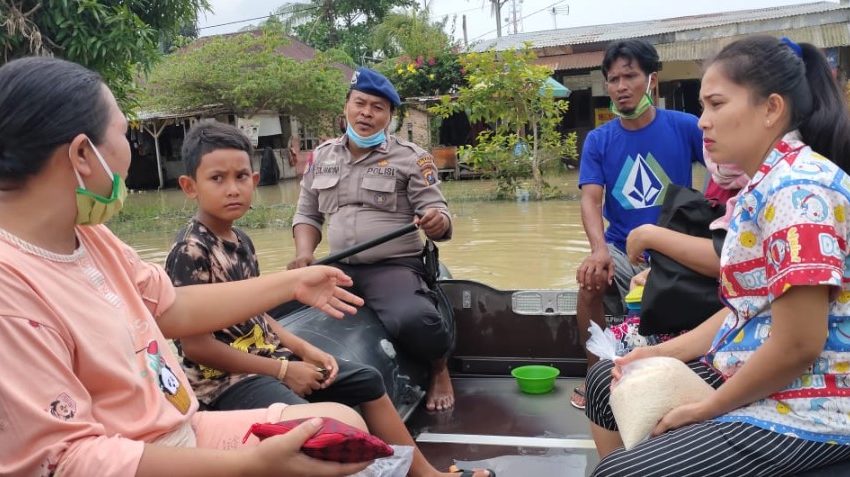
[657,22,850,61]
[474,2,848,51]
[134,104,228,122]
[534,51,604,71]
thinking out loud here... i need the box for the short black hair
[601,39,661,79]
[181,120,253,178]
[0,57,110,189]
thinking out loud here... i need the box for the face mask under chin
[609,75,655,120]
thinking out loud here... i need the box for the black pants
[337,256,451,363]
[585,359,850,477]
[209,358,386,409]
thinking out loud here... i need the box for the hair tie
[780,37,803,59]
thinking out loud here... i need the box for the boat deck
[408,376,598,476]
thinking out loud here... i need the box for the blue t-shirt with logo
[578,109,704,252]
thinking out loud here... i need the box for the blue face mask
[346,124,386,148]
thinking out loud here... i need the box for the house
[129,32,354,190]
[473,1,850,150]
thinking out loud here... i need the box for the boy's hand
[282,361,326,396]
[247,417,372,476]
[300,345,339,389]
[290,266,363,319]
[287,254,315,270]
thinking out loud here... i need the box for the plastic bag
[586,322,715,450]
[348,445,414,477]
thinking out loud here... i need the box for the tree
[430,45,577,200]
[370,8,452,60]
[373,9,464,99]
[271,0,415,63]
[0,0,208,109]
[139,25,348,133]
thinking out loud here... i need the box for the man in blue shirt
[572,39,704,409]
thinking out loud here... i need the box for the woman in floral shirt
[585,35,850,476]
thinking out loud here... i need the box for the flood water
[119,169,703,290]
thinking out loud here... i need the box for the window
[298,123,320,151]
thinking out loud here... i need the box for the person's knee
[281,402,368,432]
[327,403,368,431]
[359,364,388,400]
[394,306,451,361]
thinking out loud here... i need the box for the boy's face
[179,148,259,225]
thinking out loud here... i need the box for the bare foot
[425,365,454,411]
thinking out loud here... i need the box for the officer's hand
[287,254,315,270]
[415,208,449,239]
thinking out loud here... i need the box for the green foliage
[108,199,294,235]
[0,0,208,110]
[370,9,452,60]
[272,0,415,63]
[379,52,464,98]
[372,9,463,99]
[138,25,348,134]
[430,45,578,200]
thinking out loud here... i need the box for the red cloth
[243,417,394,463]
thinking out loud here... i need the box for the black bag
[421,239,441,289]
[639,185,727,336]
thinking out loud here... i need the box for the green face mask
[609,74,655,120]
[72,140,128,225]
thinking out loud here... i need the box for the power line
[470,0,568,42]
[197,4,318,31]
[198,14,275,30]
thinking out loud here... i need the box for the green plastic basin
[511,365,560,394]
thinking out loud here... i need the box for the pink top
[0,225,197,476]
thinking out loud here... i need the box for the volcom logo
[612,153,671,209]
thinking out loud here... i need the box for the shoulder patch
[418,154,438,186]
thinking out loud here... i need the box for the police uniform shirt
[292,135,452,265]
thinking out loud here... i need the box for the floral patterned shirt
[165,219,290,404]
[707,131,850,443]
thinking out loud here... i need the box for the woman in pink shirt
[0,57,371,477]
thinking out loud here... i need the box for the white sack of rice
[609,356,716,449]
[585,322,716,450]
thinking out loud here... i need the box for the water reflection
[121,178,588,290]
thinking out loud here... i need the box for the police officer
[289,68,455,412]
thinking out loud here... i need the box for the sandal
[570,385,586,410]
[449,465,496,477]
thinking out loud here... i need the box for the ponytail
[798,42,850,173]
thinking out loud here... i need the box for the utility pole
[462,14,469,48]
[491,0,504,37]
[551,5,569,30]
[511,0,519,35]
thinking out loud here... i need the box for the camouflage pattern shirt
[164,219,290,404]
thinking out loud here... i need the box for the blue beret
[349,67,401,107]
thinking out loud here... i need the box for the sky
[197,0,840,44]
